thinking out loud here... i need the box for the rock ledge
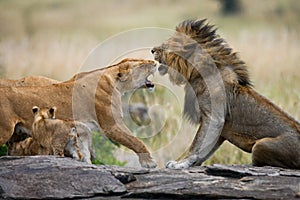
[0,156,299,199]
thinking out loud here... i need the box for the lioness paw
[138,153,157,168]
[141,158,157,169]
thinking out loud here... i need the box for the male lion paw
[166,160,190,169]
[138,153,157,168]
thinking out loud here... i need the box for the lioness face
[117,59,156,92]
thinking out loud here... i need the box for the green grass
[92,131,126,166]
[0,145,8,156]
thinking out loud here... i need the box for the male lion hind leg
[252,135,300,169]
[104,125,157,168]
[166,136,225,169]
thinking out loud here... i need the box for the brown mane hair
[176,19,252,87]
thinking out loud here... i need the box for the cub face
[32,106,56,121]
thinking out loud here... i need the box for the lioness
[152,19,300,169]
[32,106,92,163]
[0,58,157,168]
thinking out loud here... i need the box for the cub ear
[49,106,57,119]
[32,106,39,115]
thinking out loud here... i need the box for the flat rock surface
[0,156,126,199]
[0,156,299,199]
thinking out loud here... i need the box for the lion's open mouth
[139,72,155,91]
[145,75,155,91]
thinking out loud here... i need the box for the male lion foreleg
[167,135,225,169]
[166,117,225,169]
[165,71,227,169]
[166,88,226,170]
[104,125,157,168]
[252,135,300,169]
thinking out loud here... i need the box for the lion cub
[32,106,92,163]
[8,137,50,156]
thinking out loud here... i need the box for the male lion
[32,106,92,163]
[152,19,300,169]
[0,58,157,168]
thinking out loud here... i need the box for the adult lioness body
[0,58,157,168]
[152,19,300,169]
[0,76,59,87]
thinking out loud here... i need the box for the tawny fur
[65,127,84,161]
[0,76,59,87]
[152,19,300,169]
[0,58,157,168]
[8,137,50,156]
[32,106,93,163]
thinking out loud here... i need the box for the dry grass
[0,0,299,167]
[0,35,96,80]
[229,29,300,119]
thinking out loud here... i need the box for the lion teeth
[147,74,154,82]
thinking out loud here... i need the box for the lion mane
[175,19,251,86]
[154,19,253,123]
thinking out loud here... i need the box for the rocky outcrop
[0,156,299,199]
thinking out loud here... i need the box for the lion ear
[117,63,132,81]
[32,106,39,115]
[117,72,128,81]
[183,42,197,58]
[117,72,123,78]
[184,42,197,51]
[49,106,56,119]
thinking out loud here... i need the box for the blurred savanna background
[0,0,300,167]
